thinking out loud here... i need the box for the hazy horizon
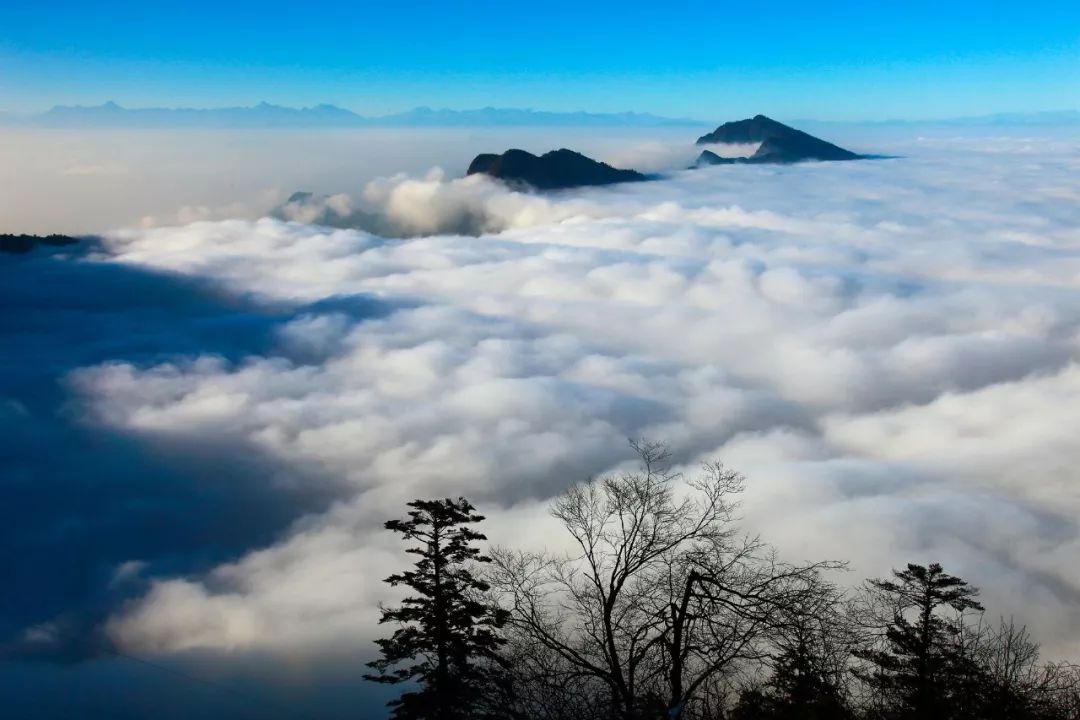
[7,122,1080,236]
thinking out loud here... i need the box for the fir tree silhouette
[365,498,511,720]
[855,563,984,720]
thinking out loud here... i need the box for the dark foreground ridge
[466,148,648,190]
[0,233,80,254]
[696,114,862,165]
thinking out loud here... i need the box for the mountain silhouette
[696,115,861,164]
[466,149,647,189]
[1,233,80,254]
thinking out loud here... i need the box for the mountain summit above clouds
[466,148,648,190]
[696,115,862,164]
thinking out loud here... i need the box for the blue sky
[1,0,1077,119]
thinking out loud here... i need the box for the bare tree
[1042,663,1080,719]
[490,441,839,720]
[500,626,612,720]
[965,617,1080,720]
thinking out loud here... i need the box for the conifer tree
[731,622,854,719]
[767,636,853,719]
[365,498,510,720]
[854,562,984,720]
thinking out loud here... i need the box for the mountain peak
[696,115,860,163]
[466,148,647,190]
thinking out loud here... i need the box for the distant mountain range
[796,110,1080,128]
[1,102,706,128]
[2,103,1076,129]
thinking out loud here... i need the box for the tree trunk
[432,525,449,720]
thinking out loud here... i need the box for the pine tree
[365,498,511,720]
[854,563,984,720]
[731,636,853,720]
[769,636,852,719]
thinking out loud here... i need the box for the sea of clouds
[3,129,1080,717]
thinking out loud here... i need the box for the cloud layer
[0,126,702,234]
[4,130,1080,715]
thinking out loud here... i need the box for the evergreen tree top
[869,562,984,615]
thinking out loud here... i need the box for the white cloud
[68,135,1080,662]
[697,141,762,159]
[61,164,127,177]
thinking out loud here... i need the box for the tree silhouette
[365,498,510,720]
[854,563,984,720]
[731,585,856,720]
[759,636,854,719]
[491,441,839,720]
[357,456,1080,720]
[955,617,1080,720]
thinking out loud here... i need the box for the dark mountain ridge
[0,233,80,254]
[466,149,648,190]
[695,115,861,164]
